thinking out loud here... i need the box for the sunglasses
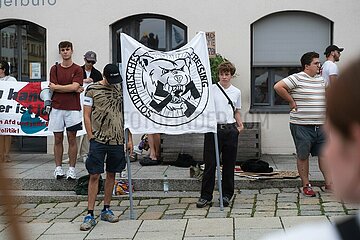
[87,60,96,64]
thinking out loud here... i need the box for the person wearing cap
[80,64,133,231]
[63,51,102,164]
[321,44,344,86]
[48,41,83,180]
[0,60,17,162]
[274,52,332,197]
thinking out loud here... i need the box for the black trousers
[200,124,239,201]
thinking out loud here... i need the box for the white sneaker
[66,168,77,180]
[54,166,65,180]
[62,158,70,164]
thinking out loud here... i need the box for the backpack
[239,159,273,173]
[74,174,104,195]
[168,153,198,168]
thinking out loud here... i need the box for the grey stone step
[9,177,325,192]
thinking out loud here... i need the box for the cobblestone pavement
[1,188,358,239]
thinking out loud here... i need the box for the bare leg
[4,135,11,161]
[87,174,100,211]
[53,132,64,167]
[297,158,310,187]
[67,131,78,168]
[104,172,115,205]
[318,156,332,186]
[148,133,161,160]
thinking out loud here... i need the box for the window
[251,11,332,112]
[112,14,187,64]
[0,20,46,82]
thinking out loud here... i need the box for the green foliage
[209,54,227,83]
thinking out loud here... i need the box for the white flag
[121,32,217,134]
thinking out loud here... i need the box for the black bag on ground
[74,174,104,195]
[239,159,273,173]
[167,153,198,168]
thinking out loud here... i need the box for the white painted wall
[2,0,360,154]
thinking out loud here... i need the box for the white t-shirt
[321,60,338,86]
[212,83,241,124]
[0,75,17,81]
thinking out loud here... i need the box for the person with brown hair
[274,52,332,197]
[0,60,16,162]
[197,61,244,208]
[263,56,360,240]
[48,41,83,180]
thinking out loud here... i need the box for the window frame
[111,14,188,64]
[0,20,47,82]
[250,11,333,113]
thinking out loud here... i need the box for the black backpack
[74,174,104,195]
[168,153,198,168]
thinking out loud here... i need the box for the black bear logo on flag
[126,47,210,126]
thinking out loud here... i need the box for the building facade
[1,0,359,154]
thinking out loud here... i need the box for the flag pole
[214,132,224,210]
[124,128,135,219]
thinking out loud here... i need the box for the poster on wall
[121,31,217,135]
[30,62,41,79]
[206,31,216,58]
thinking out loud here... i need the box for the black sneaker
[196,198,212,208]
[222,196,231,207]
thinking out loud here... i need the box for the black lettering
[21,0,29,6]
[4,0,12,7]
[0,89,3,98]
[32,0,39,6]
[48,0,56,5]
[7,88,18,100]
[0,105,13,113]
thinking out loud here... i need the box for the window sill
[249,107,290,114]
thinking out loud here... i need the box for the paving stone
[36,203,58,209]
[256,200,276,206]
[231,208,252,214]
[231,203,254,209]
[161,214,183,219]
[56,207,84,219]
[120,199,140,206]
[76,201,88,207]
[257,194,277,200]
[55,202,77,208]
[168,203,189,210]
[281,216,329,229]
[139,199,160,206]
[323,206,344,212]
[229,213,252,218]
[300,210,323,216]
[21,208,46,217]
[145,205,168,212]
[260,189,280,194]
[119,209,145,220]
[256,206,276,211]
[253,211,275,217]
[165,209,185,215]
[180,198,198,204]
[276,210,298,217]
[281,188,299,193]
[206,211,229,218]
[322,202,343,208]
[324,212,347,217]
[185,218,233,237]
[299,198,320,205]
[16,203,38,209]
[184,209,207,216]
[235,217,282,229]
[300,205,321,211]
[160,198,180,205]
[239,190,259,195]
[235,199,255,204]
[277,202,297,209]
[138,212,163,220]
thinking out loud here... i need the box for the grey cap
[84,51,97,62]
